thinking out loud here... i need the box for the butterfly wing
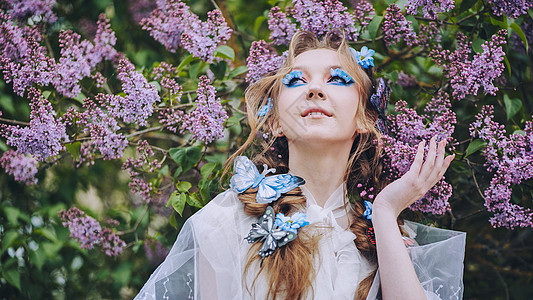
[230,156,261,193]
[256,174,305,204]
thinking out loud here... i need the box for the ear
[268,118,284,137]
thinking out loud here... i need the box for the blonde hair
[222,30,387,299]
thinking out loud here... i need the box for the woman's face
[276,49,361,146]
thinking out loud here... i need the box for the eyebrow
[292,65,343,73]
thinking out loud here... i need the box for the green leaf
[460,0,478,11]
[405,15,418,33]
[1,230,18,254]
[149,80,161,92]
[254,16,266,35]
[166,191,179,207]
[173,166,183,180]
[189,61,203,79]
[65,142,81,159]
[368,16,383,41]
[214,45,235,61]
[490,16,508,29]
[74,92,86,104]
[209,61,228,80]
[41,242,62,258]
[176,181,192,193]
[3,206,20,226]
[503,56,511,78]
[200,162,217,179]
[168,146,202,174]
[177,54,196,71]
[42,90,52,99]
[510,23,528,53]
[169,211,178,229]
[132,240,143,253]
[34,228,58,242]
[172,193,187,216]
[2,268,21,291]
[472,38,485,53]
[228,65,248,79]
[513,129,525,135]
[465,139,487,158]
[504,95,522,120]
[29,248,46,271]
[187,192,204,208]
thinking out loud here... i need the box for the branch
[0,117,30,126]
[126,126,163,138]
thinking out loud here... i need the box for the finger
[410,140,426,174]
[434,139,446,169]
[436,153,455,180]
[420,136,437,178]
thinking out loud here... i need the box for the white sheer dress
[135,183,466,299]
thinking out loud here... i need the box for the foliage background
[0,0,532,299]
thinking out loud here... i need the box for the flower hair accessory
[258,97,273,116]
[245,206,309,264]
[230,156,305,203]
[350,46,375,69]
[363,200,373,221]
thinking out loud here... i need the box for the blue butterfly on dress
[230,156,305,204]
[245,206,298,259]
[369,77,391,135]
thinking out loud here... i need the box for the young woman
[135,31,466,300]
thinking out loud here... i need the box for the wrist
[372,197,400,219]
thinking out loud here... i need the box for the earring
[273,127,283,137]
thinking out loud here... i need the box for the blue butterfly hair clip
[245,206,309,263]
[230,156,305,203]
[363,200,373,221]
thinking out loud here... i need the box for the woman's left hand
[373,136,455,217]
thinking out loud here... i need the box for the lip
[301,107,333,118]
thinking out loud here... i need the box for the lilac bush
[470,106,533,229]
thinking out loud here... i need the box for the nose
[306,85,326,101]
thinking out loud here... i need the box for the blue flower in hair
[258,97,273,116]
[275,212,310,234]
[363,200,373,221]
[350,46,375,69]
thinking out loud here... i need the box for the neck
[288,140,352,207]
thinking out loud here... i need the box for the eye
[328,68,355,86]
[283,70,306,87]
[328,75,349,84]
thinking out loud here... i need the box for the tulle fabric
[135,184,466,300]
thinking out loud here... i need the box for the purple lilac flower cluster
[141,0,232,62]
[0,150,38,185]
[431,30,507,100]
[469,106,533,229]
[383,92,456,214]
[487,0,532,19]
[181,10,232,62]
[128,0,157,24]
[0,13,55,96]
[122,140,162,202]
[2,88,68,161]
[75,97,128,166]
[4,0,57,24]
[153,62,182,96]
[144,238,170,265]
[382,4,417,47]
[396,71,418,88]
[406,0,454,20]
[112,59,160,126]
[0,12,119,97]
[180,75,228,143]
[268,7,297,46]
[59,207,126,256]
[351,0,375,27]
[416,22,442,50]
[292,0,360,42]
[245,40,286,84]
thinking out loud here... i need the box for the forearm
[372,203,426,300]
